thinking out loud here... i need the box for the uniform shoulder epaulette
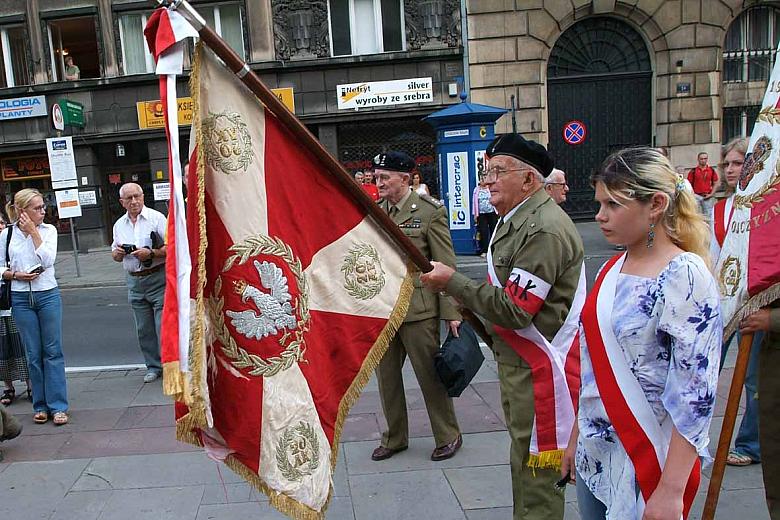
[419,194,443,208]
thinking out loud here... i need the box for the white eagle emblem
[225,260,297,340]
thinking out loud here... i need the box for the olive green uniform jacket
[446,188,584,520]
[376,190,461,450]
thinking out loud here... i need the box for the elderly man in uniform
[544,168,569,205]
[371,151,463,462]
[422,135,584,519]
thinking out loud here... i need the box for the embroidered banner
[148,9,412,518]
[716,43,780,337]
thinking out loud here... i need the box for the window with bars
[328,0,404,56]
[0,25,29,88]
[723,6,780,83]
[722,105,760,143]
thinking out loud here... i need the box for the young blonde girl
[563,147,722,520]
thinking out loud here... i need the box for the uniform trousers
[126,268,165,374]
[376,317,460,449]
[498,361,564,520]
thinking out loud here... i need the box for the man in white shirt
[111,183,167,383]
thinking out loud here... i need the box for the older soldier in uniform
[422,135,584,519]
[371,151,463,462]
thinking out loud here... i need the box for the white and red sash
[486,245,585,469]
[713,196,735,248]
[581,254,700,519]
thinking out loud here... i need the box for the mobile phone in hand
[27,264,44,275]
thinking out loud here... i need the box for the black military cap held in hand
[372,151,415,173]
[485,133,555,178]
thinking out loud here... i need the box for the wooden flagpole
[152,0,492,344]
[154,0,431,272]
[702,332,755,520]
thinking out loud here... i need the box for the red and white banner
[147,9,412,519]
[716,43,780,337]
[486,247,585,468]
[581,254,700,519]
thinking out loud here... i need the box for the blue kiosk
[424,100,506,255]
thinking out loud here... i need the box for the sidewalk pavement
[0,222,764,519]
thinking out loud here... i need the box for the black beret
[485,133,554,177]
[372,151,415,173]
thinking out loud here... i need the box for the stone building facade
[466,0,778,216]
[0,0,464,247]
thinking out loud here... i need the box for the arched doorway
[547,17,652,218]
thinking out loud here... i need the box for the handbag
[434,320,485,397]
[0,226,13,310]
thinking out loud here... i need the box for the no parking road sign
[563,120,587,145]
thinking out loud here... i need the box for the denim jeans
[576,472,607,520]
[11,288,68,414]
[720,331,763,461]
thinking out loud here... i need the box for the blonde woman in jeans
[0,189,68,425]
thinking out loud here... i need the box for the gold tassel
[526,449,564,474]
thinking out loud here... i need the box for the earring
[646,222,656,248]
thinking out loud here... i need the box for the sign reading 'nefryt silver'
[337,78,433,110]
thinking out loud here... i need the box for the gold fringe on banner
[172,42,211,440]
[723,284,780,340]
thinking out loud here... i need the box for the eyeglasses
[546,182,568,187]
[28,204,46,212]
[484,167,528,182]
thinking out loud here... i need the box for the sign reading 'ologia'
[0,95,47,120]
[337,78,433,110]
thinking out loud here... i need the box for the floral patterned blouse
[576,253,722,519]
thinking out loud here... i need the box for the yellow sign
[137,89,294,130]
[272,87,295,113]
[136,97,194,129]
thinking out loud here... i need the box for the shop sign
[57,99,85,128]
[108,173,121,184]
[272,87,295,113]
[446,151,470,230]
[0,95,47,120]
[137,97,194,129]
[1,155,50,181]
[337,77,433,110]
[46,136,78,189]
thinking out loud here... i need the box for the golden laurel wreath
[209,235,310,377]
[758,105,780,126]
[275,421,321,483]
[202,110,254,175]
[340,242,386,300]
[734,158,780,209]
